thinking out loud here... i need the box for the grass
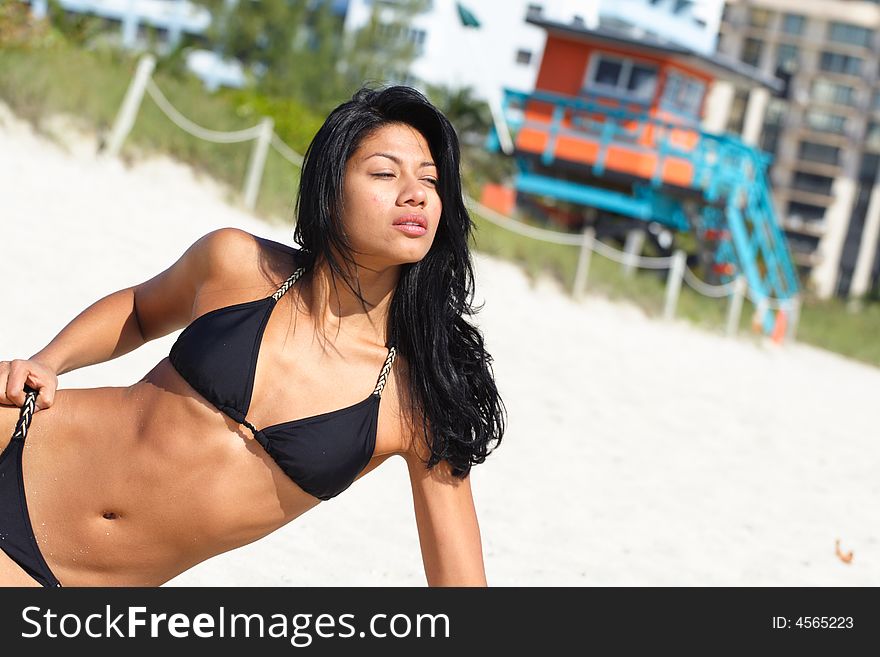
[796,297,880,367]
[0,46,307,224]
[469,208,762,337]
[2,41,879,368]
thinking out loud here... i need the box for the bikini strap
[372,346,397,397]
[11,386,38,443]
[272,266,306,302]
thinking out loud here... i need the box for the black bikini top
[168,262,397,501]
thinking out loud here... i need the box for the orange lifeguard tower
[486,10,800,334]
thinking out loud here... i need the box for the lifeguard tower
[485,9,800,334]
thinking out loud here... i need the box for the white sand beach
[1,102,878,586]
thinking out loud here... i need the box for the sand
[1,101,877,586]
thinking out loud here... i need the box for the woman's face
[340,122,442,268]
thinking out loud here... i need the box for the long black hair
[293,85,505,478]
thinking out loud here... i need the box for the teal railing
[489,87,800,312]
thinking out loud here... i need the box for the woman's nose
[399,177,427,206]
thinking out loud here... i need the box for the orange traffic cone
[771,309,787,345]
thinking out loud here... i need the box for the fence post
[622,228,645,277]
[105,54,156,159]
[663,249,686,321]
[786,296,801,343]
[725,276,747,337]
[751,296,769,334]
[242,117,274,211]
[573,226,595,300]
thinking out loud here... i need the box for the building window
[811,79,857,107]
[748,8,772,28]
[660,71,706,117]
[781,13,805,35]
[515,49,532,65]
[375,23,426,53]
[798,140,841,165]
[792,171,835,196]
[585,54,659,102]
[765,98,787,126]
[827,22,874,49]
[775,43,799,73]
[819,51,863,76]
[741,38,763,67]
[786,232,821,254]
[787,201,826,223]
[412,28,426,54]
[804,110,848,134]
[761,125,781,155]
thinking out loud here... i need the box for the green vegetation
[796,298,880,367]
[469,209,760,335]
[197,0,428,112]
[1,7,877,368]
[468,203,880,366]
[0,43,313,222]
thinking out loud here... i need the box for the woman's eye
[373,172,395,178]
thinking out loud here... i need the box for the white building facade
[341,0,726,109]
[341,0,600,111]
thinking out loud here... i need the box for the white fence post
[725,276,747,337]
[242,117,274,210]
[663,249,686,321]
[786,296,801,342]
[573,226,595,300]
[106,54,156,159]
[622,228,645,277]
[752,296,769,333]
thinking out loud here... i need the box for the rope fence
[270,132,305,167]
[145,79,264,143]
[104,54,801,343]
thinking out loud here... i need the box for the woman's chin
[389,244,432,265]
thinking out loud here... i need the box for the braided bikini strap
[272,266,307,302]
[11,386,38,442]
[372,346,397,397]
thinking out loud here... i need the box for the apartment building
[717,0,880,299]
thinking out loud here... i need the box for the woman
[0,85,506,587]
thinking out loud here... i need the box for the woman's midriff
[0,358,323,586]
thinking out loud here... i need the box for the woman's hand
[0,359,58,410]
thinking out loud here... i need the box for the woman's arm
[1,228,236,408]
[404,443,488,587]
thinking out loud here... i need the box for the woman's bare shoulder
[197,227,304,290]
[253,232,307,271]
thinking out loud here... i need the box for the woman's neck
[305,256,401,347]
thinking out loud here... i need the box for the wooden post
[573,226,595,300]
[105,54,156,159]
[622,228,645,278]
[786,296,801,343]
[752,296,769,334]
[663,249,686,321]
[725,276,747,337]
[242,117,274,210]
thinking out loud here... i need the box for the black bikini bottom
[0,387,62,587]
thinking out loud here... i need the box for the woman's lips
[393,223,428,236]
